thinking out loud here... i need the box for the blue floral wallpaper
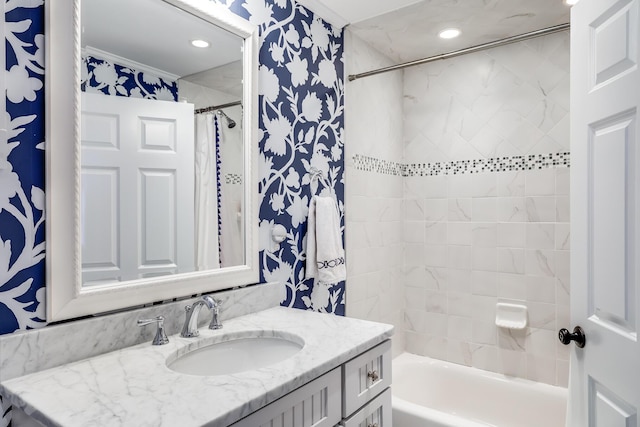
[81,55,179,101]
[0,2,344,334]
[227,0,346,315]
[1,0,46,336]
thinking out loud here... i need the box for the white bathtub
[392,353,568,427]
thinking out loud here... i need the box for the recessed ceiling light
[191,39,210,48]
[564,0,579,4]
[438,28,461,39]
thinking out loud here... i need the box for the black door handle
[558,326,586,348]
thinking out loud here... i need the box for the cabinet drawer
[340,388,391,427]
[342,340,391,417]
[230,368,342,427]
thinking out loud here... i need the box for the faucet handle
[137,316,169,345]
[209,299,223,330]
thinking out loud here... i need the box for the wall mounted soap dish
[495,303,528,330]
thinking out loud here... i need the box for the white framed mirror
[45,0,259,321]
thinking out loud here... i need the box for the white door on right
[570,0,640,425]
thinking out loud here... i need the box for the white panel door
[81,93,194,284]
[570,0,640,425]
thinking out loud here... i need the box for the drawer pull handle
[367,424,379,427]
[367,370,379,382]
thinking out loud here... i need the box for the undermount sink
[167,332,304,376]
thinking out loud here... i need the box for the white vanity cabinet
[229,368,343,427]
[230,340,392,427]
[340,389,391,427]
[340,340,392,427]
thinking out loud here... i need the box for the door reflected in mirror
[80,0,245,286]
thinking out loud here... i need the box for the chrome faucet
[180,295,222,337]
[181,295,215,338]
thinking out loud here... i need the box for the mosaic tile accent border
[351,155,404,175]
[353,152,570,177]
[225,174,243,185]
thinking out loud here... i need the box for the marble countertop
[1,307,393,427]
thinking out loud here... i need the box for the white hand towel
[305,196,346,284]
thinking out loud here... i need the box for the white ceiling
[300,0,571,63]
[297,0,424,27]
[82,0,243,79]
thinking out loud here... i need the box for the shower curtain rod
[195,100,242,115]
[347,23,570,82]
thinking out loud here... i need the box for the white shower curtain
[194,114,220,270]
[216,108,244,267]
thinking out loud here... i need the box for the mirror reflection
[80,0,244,286]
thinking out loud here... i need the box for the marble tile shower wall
[344,30,405,357]
[402,32,570,387]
